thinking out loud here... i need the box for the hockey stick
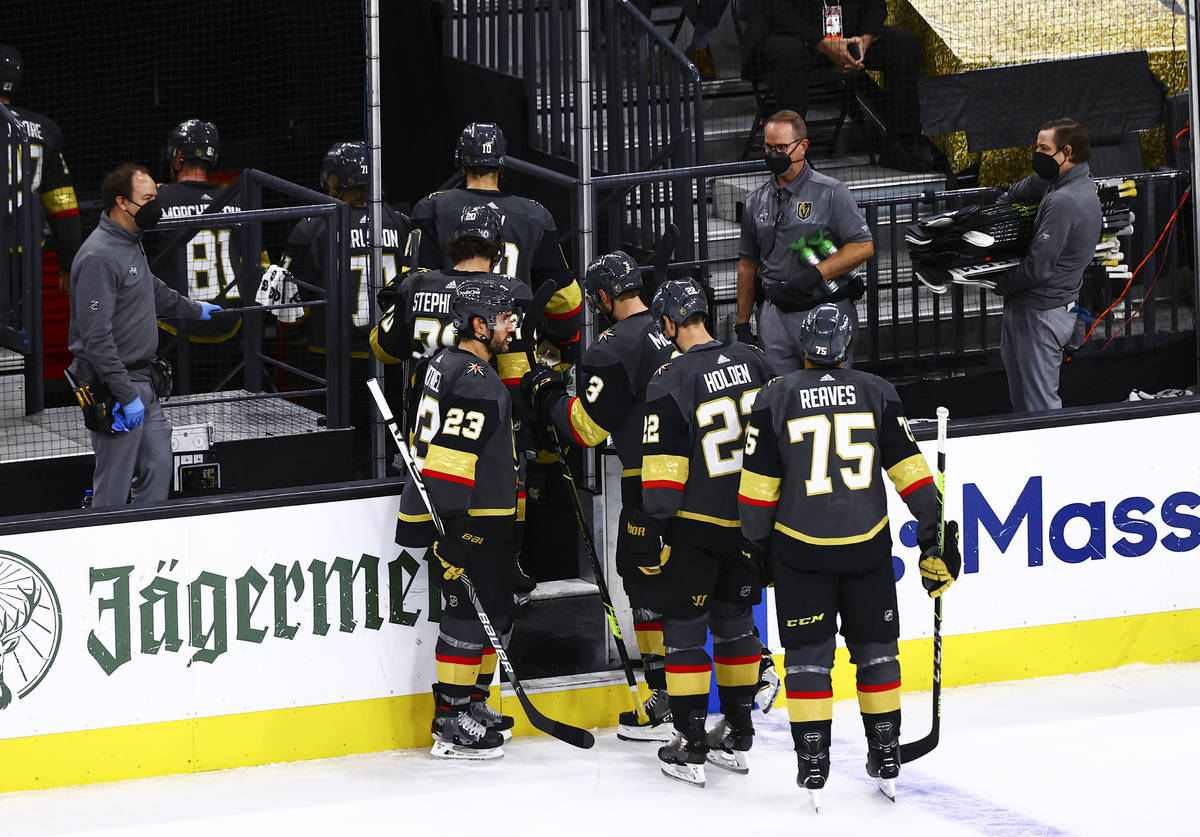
[521,292,650,725]
[900,405,949,764]
[366,378,595,750]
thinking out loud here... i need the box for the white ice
[2,662,1196,837]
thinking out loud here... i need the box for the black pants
[752,26,922,141]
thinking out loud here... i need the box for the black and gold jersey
[739,366,938,567]
[395,346,519,546]
[410,186,582,352]
[151,180,255,342]
[282,204,411,356]
[9,105,81,271]
[641,341,774,538]
[546,310,675,473]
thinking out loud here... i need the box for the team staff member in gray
[995,118,1101,412]
[735,110,873,372]
[68,163,220,507]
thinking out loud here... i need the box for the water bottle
[81,489,94,509]
[808,230,866,282]
[794,243,839,293]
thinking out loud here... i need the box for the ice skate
[469,695,514,742]
[705,717,752,774]
[617,688,674,742]
[865,719,900,801]
[658,732,708,787]
[755,653,781,713]
[430,710,505,760]
[796,729,830,813]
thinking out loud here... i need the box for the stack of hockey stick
[908,178,1139,295]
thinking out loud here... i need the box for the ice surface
[2,662,1195,836]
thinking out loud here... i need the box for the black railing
[1,101,43,415]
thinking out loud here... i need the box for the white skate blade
[960,229,995,248]
[660,761,706,787]
[705,748,749,774]
[617,724,675,743]
[808,788,822,813]
[498,728,513,742]
[876,776,896,801]
[430,740,504,760]
[756,670,781,714]
[914,272,951,294]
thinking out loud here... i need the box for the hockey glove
[521,366,568,415]
[919,520,961,598]
[740,538,772,587]
[433,516,487,582]
[734,322,758,346]
[623,511,669,576]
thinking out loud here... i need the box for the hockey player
[635,278,774,786]
[150,120,254,389]
[410,122,583,368]
[370,205,531,430]
[1,45,82,294]
[738,303,960,806]
[394,278,523,760]
[521,250,676,741]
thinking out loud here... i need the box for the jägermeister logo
[0,551,63,709]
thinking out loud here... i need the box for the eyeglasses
[761,138,806,154]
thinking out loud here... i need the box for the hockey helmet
[451,204,504,246]
[0,45,22,96]
[454,122,507,170]
[166,119,220,165]
[584,250,642,307]
[651,278,709,334]
[320,141,369,194]
[452,277,517,334]
[799,303,853,366]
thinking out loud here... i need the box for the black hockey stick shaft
[521,294,648,723]
[367,379,595,750]
[900,405,948,763]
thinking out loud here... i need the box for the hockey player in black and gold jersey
[738,303,960,805]
[2,45,82,293]
[395,278,523,760]
[411,122,583,365]
[522,250,676,741]
[635,279,773,786]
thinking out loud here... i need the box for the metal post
[1187,0,1200,377]
[242,173,264,394]
[576,0,595,274]
[366,0,386,478]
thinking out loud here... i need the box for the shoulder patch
[465,360,488,377]
[654,361,674,377]
[598,328,614,342]
[764,375,783,388]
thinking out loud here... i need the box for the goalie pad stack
[908,179,1139,295]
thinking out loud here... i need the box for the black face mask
[766,150,793,175]
[123,197,163,231]
[1032,150,1063,182]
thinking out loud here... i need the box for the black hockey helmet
[651,278,708,334]
[584,251,642,307]
[454,122,507,170]
[452,277,517,334]
[451,204,504,246]
[0,45,22,96]
[799,303,853,366]
[166,119,219,166]
[320,141,369,194]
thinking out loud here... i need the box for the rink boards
[0,410,1197,792]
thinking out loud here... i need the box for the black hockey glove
[433,516,487,582]
[622,511,669,576]
[521,366,567,415]
[376,279,399,313]
[734,321,759,347]
[740,538,772,587]
[919,520,961,598]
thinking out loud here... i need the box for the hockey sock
[473,647,498,698]
[664,645,711,737]
[635,613,667,691]
[435,635,482,712]
[713,633,761,726]
[783,645,834,743]
[850,641,901,718]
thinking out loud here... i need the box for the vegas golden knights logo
[691,594,709,607]
[0,551,62,710]
[796,201,813,221]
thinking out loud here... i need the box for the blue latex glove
[110,408,129,432]
[198,301,222,321]
[114,395,145,429]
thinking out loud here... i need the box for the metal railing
[1,101,43,415]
